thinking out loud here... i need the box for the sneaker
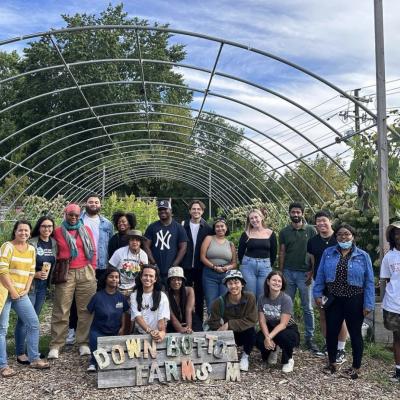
[47,348,59,359]
[305,338,324,357]
[239,353,249,372]
[389,369,400,382]
[87,364,97,373]
[335,349,347,365]
[79,345,91,356]
[282,358,294,373]
[66,328,76,345]
[340,367,360,380]
[321,344,328,356]
[267,347,280,365]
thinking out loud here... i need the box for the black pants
[184,268,205,322]
[234,327,256,355]
[256,324,300,364]
[325,293,364,369]
[167,313,204,333]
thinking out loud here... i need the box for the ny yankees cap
[157,200,171,209]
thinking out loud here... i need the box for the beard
[290,216,302,223]
[86,206,100,215]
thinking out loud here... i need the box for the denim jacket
[313,245,375,311]
[81,212,113,270]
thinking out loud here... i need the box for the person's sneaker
[47,348,59,359]
[282,358,294,373]
[87,364,97,373]
[321,344,328,356]
[267,347,280,365]
[305,338,324,357]
[389,369,400,382]
[239,353,249,372]
[335,349,347,365]
[79,345,91,356]
[66,328,76,345]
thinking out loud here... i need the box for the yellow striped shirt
[0,242,36,293]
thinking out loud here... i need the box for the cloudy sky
[1,0,399,169]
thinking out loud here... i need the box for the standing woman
[0,220,49,377]
[15,216,57,364]
[108,212,137,259]
[200,217,237,313]
[313,224,375,379]
[238,209,277,300]
[48,203,97,359]
[166,266,203,333]
[256,271,300,373]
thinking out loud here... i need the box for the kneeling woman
[166,266,203,333]
[87,267,129,371]
[256,271,300,373]
[208,270,257,372]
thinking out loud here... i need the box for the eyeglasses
[67,213,79,217]
[40,225,53,229]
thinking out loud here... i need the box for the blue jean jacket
[81,212,113,269]
[313,245,375,311]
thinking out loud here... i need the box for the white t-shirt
[83,214,100,257]
[109,247,148,290]
[380,248,400,313]
[190,221,200,247]
[130,291,170,333]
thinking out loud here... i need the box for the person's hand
[18,289,28,297]
[35,271,48,280]
[305,271,313,286]
[150,330,165,342]
[118,328,124,336]
[315,297,323,308]
[363,309,371,317]
[217,322,229,331]
[264,336,275,351]
[10,291,20,300]
[185,327,193,334]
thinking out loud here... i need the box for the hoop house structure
[0,24,392,220]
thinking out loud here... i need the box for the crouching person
[86,267,129,372]
[208,270,257,372]
[256,271,300,373]
[130,265,170,342]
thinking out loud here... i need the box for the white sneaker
[48,348,59,359]
[66,328,76,345]
[87,364,97,372]
[239,353,249,371]
[79,345,91,356]
[267,346,280,365]
[282,358,294,373]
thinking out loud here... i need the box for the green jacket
[208,291,257,332]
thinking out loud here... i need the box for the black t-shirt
[87,290,129,335]
[238,232,277,265]
[144,220,188,275]
[307,234,337,278]
[35,239,56,272]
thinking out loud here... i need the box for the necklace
[320,234,333,245]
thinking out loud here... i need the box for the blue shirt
[87,290,129,335]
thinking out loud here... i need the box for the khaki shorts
[383,309,400,332]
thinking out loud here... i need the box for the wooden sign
[94,331,240,388]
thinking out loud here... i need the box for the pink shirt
[54,226,97,269]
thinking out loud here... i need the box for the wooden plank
[96,346,238,370]
[97,362,240,388]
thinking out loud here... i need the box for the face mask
[290,216,301,223]
[338,241,353,249]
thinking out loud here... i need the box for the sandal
[1,366,17,378]
[29,359,50,370]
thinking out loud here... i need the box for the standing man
[279,202,318,353]
[381,222,400,382]
[307,211,347,363]
[181,200,212,322]
[82,195,113,283]
[144,200,188,287]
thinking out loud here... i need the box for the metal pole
[354,88,361,133]
[102,165,105,200]
[374,0,390,302]
[209,168,212,220]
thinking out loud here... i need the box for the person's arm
[267,313,291,339]
[279,243,285,271]
[227,294,257,332]
[363,252,375,315]
[200,236,217,271]
[118,313,127,336]
[258,310,275,351]
[143,238,156,265]
[185,287,195,332]
[237,232,248,264]
[269,232,277,267]
[208,297,224,331]
[172,241,187,267]
[0,243,19,299]
[107,235,116,260]
[21,247,36,296]
[85,227,97,268]
[313,250,328,307]
[170,309,185,333]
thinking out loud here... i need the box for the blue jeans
[15,279,48,355]
[240,256,272,301]
[0,295,40,368]
[203,267,228,313]
[283,269,315,340]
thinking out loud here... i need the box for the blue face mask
[338,241,353,249]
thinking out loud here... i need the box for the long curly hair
[134,265,162,311]
[167,279,187,323]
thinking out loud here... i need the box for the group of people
[0,196,398,383]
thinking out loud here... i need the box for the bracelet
[145,327,151,334]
